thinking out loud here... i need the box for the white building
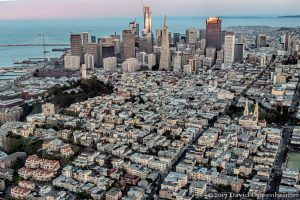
[84,54,95,70]
[173,52,182,72]
[122,58,139,72]
[64,55,80,70]
[147,54,156,68]
[81,64,87,80]
[224,34,235,64]
[103,57,117,72]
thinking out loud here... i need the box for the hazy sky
[0,0,299,20]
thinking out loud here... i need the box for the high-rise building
[144,6,152,33]
[156,28,163,46]
[82,32,89,46]
[216,50,224,65]
[256,34,267,48]
[122,29,136,60]
[84,54,95,70]
[186,29,197,49]
[206,47,217,61]
[138,31,153,54]
[122,58,139,72]
[224,33,235,64]
[64,55,80,70]
[91,36,96,43]
[188,58,198,73]
[199,29,206,40]
[284,33,291,52]
[173,33,180,45]
[159,16,171,71]
[85,43,99,66]
[182,51,194,66]
[260,54,266,67]
[103,57,117,72]
[173,51,182,72]
[70,34,83,62]
[206,17,222,50]
[147,54,156,68]
[234,43,244,62]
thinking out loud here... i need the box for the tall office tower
[82,32,89,46]
[136,52,147,64]
[70,33,83,62]
[173,33,180,45]
[216,50,224,66]
[135,23,140,37]
[200,39,206,51]
[122,30,136,61]
[91,36,96,43]
[159,16,171,71]
[182,51,194,66]
[81,64,87,80]
[224,34,235,64]
[138,30,153,54]
[220,30,226,49]
[111,33,121,54]
[186,29,197,49]
[84,54,95,70]
[144,6,152,33]
[98,37,115,65]
[206,47,217,61]
[260,54,266,67]
[284,33,291,52]
[147,54,156,68]
[199,29,206,40]
[188,58,198,73]
[234,43,244,62]
[85,43,99,66]
[156,28,163,46]
[206,17,222,50]
[173,52,182,72]
[256,34,267,48]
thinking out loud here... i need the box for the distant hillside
[278,15,300,18]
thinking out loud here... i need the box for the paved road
[151,66,268,199]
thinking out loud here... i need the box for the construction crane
[140,0,145,8]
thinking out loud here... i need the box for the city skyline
[0,0,299,20]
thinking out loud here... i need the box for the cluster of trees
[260,106,294,125]
[7,134,42,155]
[51,78,114,109]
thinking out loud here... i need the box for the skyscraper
[70,33,83,62]
[144,6,152,33]
[82,32,89,46]
[206,17,222,50]
[224,33,235,64]
[122,29,136,60]
[159,16,171,71]
[186,29,197,49]
[234,43,244,63]
[256,34,267,48]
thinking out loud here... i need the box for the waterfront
[286,151,300,170]
[0,16,299,67]
[0,71,27,80]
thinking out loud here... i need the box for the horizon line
[0,14,299,21]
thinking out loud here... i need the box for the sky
[0,0,299,20]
